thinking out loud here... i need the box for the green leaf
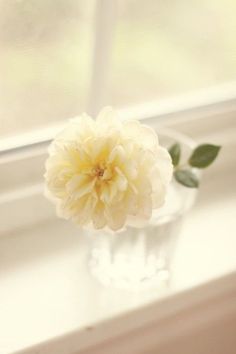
[174,169,199,188]
[189,144,221,168]
[168,143,181,166]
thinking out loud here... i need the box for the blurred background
[0,0,235,137]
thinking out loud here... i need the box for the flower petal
[123,120,159,151]
[66,175,95,199]
[96,106,122,134]
[92,201,106,229]
[155,146,173,186]
[105,204,127,231]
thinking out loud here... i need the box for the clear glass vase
[87,129,198,290]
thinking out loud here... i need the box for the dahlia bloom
[44,107,173,231]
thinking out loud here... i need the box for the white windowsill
[0,114,235,354]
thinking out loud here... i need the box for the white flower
[44,107,173,231]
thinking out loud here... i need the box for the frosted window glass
[108,0,236,107]
[0,0,95,137]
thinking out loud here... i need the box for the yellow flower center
[92,165,105,178]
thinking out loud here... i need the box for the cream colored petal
[108,145,125,164]
[56,196,78,219]
[70,113,95,139]
[45,166,73,199]
[150,168,166,209]
[92,201,107,229]
[123,120,159,151]
[100,179,122,204]
[149,164,168,208]
[102,167,113,180]
[52,113,95,148]
[114,167,128,191]
[70,113,94,127]
[123,188,139,216]
[96,106,116,124]
[105,204,127,231]
[89,137,107,162]
[122,160,138,180]
[100,183,111,204]
[155,146,173,185]
[107,181,118,201]
[66,174,87,193]
[126,195,152,228]
[46,182,66,199]
[73,195,97,226]
[139,149,156,170]
[48,143,92,174]
[133,174,152,196]
[138,195,152,219]
[109,145,137,180]
[66,175,95,199]
[96,106,122,134]
[45,153,70,171]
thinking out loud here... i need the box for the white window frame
[0,0,236,154]
[1,82,236,155]
[88,0,117,116]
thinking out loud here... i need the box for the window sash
[0,81,236,155]
[0,0,236,154]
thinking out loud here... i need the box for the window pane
[0,0,95,137]
[108,0,236,107]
